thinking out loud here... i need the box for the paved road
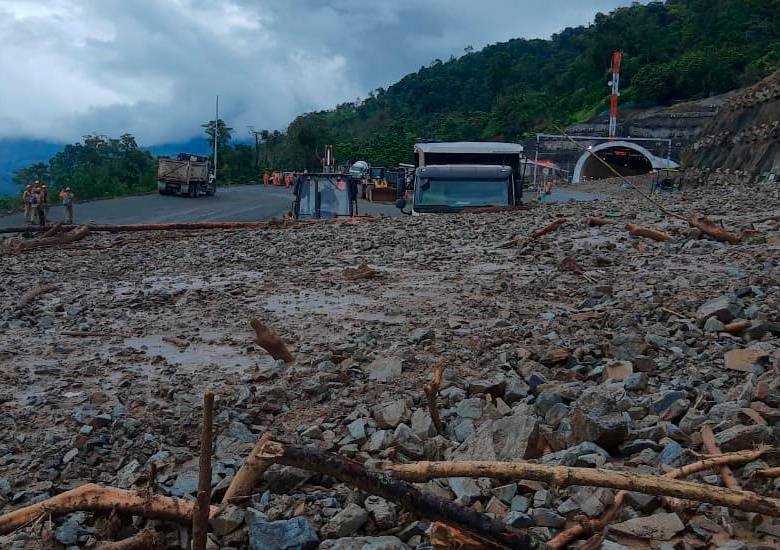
[0,184,399,228]
[0,185,601,228]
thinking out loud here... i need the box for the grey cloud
[0,0,638,144]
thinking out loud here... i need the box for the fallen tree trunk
[7,225,91,254]
[0,483,217,535]
[94,528,162,550]
[250,319,294,363]
[18,283,58,309]
[625,223,671,242]
[385,456,780,517]
[689,214,742,244]
[723,319,753,334]
[255,440,534,549]
[0,217,380,235]
[429,522,508,550]
[222,433,273,504]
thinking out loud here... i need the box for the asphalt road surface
[0,184,400,227]
[0,185,602,228]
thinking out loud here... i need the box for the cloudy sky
[0,0,637,145]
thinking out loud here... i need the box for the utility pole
[213,95,219,182]
[608,51,622,140]
[248,127,262,169]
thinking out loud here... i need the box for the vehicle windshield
[296,176,352,218]
[415,178,509,209]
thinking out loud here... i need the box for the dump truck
[292,173,359,219]
[157,154,216,197]
[396,142,524,214]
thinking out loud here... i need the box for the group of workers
[262,171,295,188]
[21,180,75,226]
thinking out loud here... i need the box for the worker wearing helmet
[59,187,75,224]
[22,184,33,223]
[263,171,270,186]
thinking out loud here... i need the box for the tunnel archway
[572,140,661,183]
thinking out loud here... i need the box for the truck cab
[396,142,524,214]
[292,173,358,219]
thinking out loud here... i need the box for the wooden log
[255,440,533,549]
[250,319,294,363]
[343,262,379,281]
[40,221,64,238]
[530,218,566,240]
[587,217,618,227]
[751,467,780,479]
[10,225,91,253]
[222,433,273,504]
[0,216,381,235]
[385,457,780,517]
[688,214,742,244]
[0,483,217,535]
[94,528,162,550]
[424,363,445,435]
[192,392,215,550]
[625,223,671,242]
[18,283,58,309]
[723,319,752,334]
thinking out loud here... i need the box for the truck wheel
[206,187,215,196]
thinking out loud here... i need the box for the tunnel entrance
[580,146,653,180]
[571,140,668,183]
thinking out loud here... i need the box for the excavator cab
[292,173,358,219]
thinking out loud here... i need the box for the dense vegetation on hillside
[258,0,780,170]
[5,0,778,207]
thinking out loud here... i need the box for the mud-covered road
[0,184,400,227]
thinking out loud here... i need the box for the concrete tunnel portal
[571,140,676,183]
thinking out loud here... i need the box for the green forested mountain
[262,0,780,171]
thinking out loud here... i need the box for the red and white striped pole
[608,51,622,140]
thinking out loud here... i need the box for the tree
[201,119,233,151]
[13,162,49,186]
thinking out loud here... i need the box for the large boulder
[452,404,542,460]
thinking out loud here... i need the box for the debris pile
[0,181,778,548]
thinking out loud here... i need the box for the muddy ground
[0,181,778,549]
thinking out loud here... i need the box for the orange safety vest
[263,173,270,185]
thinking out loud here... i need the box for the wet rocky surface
[0,181,778,549]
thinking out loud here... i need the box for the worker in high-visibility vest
[284,173,292,188]
[262,172,270,186]
[273,172,281,186]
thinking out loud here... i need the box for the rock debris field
[0,181,778,549]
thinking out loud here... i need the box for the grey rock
[54,514,83,545]
[611,512,685,540]
[623,373,648,391]
[211,504,245,536]
[455,398,482,419]
[247,509,319,549]
[468,376,506,398]
[452,418,475,442]
[364,496,396,530]
[503,375,529,404]
[491,483,517,504]
[609,334,648,361]
[367,357,403,382]
[714,424,772,452]
[409,327,435,344]
[570,410,631,449]
[696,295,743,325]
[453,404,541,460]
[532,508,566,528]
[510,495,530,513]
[410,408,436,438]
[319,537,409,550]
[448,477,482,501]
[373,400,410,429]
[347,419,367,442]
[504,511,534,528]
[542,441,610,467]
[703,317,725,332]
[321,503,369,539]
[392,423,424,458]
